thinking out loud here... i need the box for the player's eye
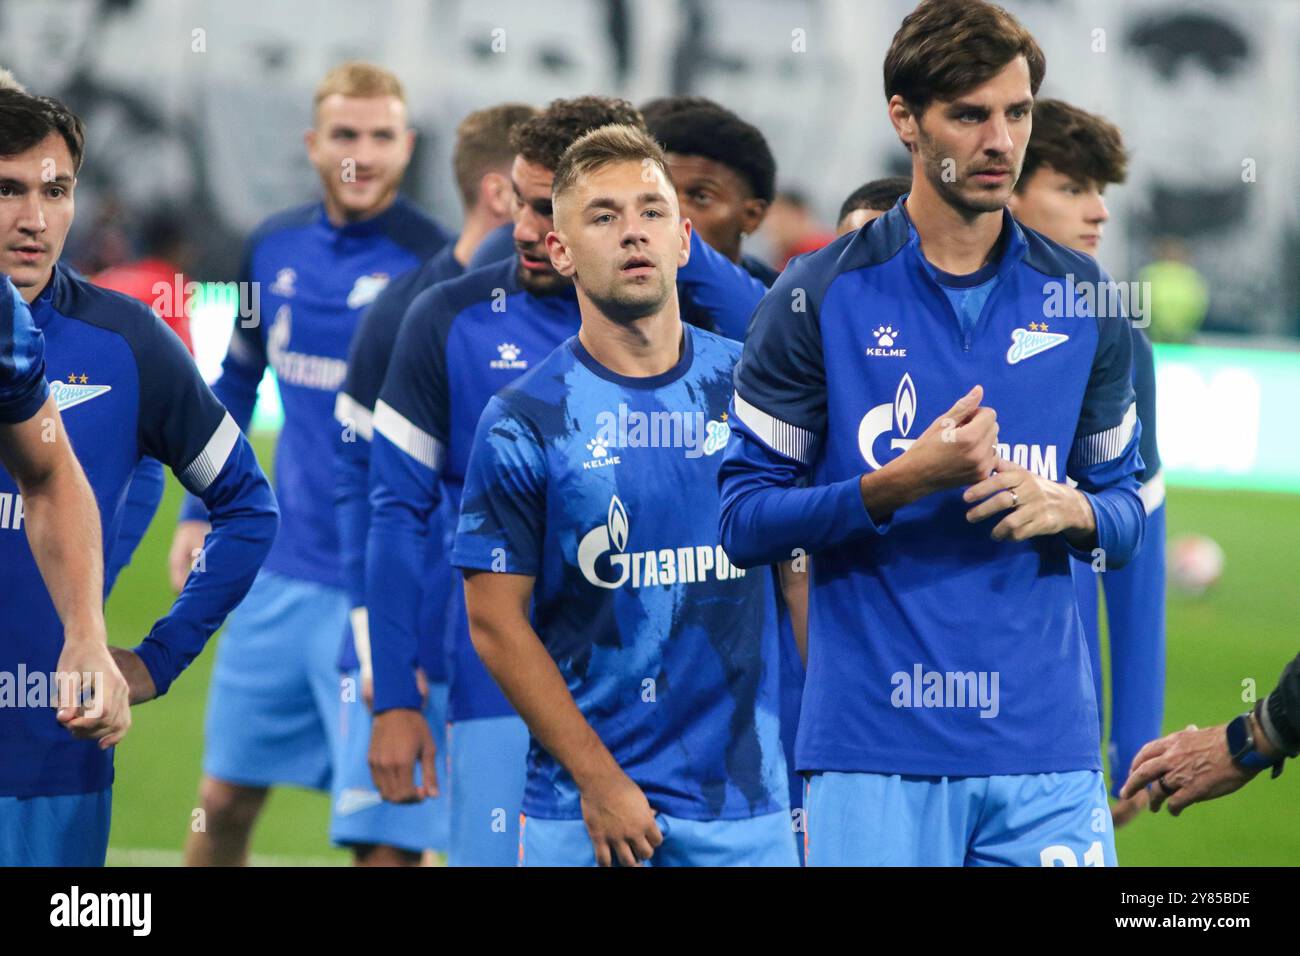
[958,111,983,123]
[1008,107,1028,120]
[46,186,65,199]
[643,208,664,219]
[593,213,615,224]
[0,185,14,198]
[689,190,710,205]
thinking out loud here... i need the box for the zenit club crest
[1007,323,1068,365]
[49,377,111,412]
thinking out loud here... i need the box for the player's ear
[304,127,318,161]
[678,217,692,267]
[545,229,575,277]
[740,198,769,236]
[481,172,511,218]
[888,94,917,151]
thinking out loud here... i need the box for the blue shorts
[0,789,112,866]
[330,677,449,853]
[520,809,799,867]
[203,569,349,791]
[804,770,1116,867]
[446,715,528,867]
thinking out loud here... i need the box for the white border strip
[373,400,443,471]
[732,391,816,465]
[180,412,241,494]
[334,391,374,442]
[1074,401,1137,467]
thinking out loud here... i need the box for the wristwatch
[1226,712,1285,778]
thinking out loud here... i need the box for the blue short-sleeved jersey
[368,234,767,718]
[453,325,787,821]
[718,199,1146,779]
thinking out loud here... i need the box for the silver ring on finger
[1009,489,1020,508]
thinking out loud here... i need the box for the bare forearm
[778,560,808,667]
[22,450,105,639]
[858,455,929,522]
[471,613,619,788]
[1,406,106,641]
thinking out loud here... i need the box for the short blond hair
[552,123,673,206]
[0,66,25,92]
[453,103,537,209]
[313,61,405,113]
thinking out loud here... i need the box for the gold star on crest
[66,373,77,383]
[1039,322,1048,332]
[79,373,89,384]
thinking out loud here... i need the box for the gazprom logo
[858,373,918,470]
[577,495,632,588]
[576,494,742,590]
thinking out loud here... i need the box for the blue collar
[570,322,694,390]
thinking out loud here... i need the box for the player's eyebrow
[584,192,670,212]
[512,178,553,215]
[0,176,28,191]
[945,100,990,118]
[43,173,74,185]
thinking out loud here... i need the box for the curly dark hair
[639,96,776,202]
[508,96,645,172]
[1017,98,1128,190]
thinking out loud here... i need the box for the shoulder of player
[51,265,171,345]
[686,323,743,368]
[771,205,911,312]
[246,202,321,250]
[379,196,454,259]
[1014,219,1107,284]
[411,256,519,336]
[487,336,577,429]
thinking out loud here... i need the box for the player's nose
[513,211,540,244]
[1087,194,1110,225]
[16,195,46,233]
[983,117,1014,158]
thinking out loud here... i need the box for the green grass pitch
[102,434,1300,865]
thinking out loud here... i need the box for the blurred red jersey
[91,258,194,354]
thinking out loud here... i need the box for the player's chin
[963,185,1013,212]
[336,181,388,213]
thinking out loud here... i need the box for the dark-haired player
[0,89,277,865]
[837,176,912,236]
[641,96,779,296]
[366,96,765,866]
[176,62,450,866]
[330,101,535,866]
[720,0,1144,866]
[1009,98,1165,827]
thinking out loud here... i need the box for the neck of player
[576,291,685,379]
[905,174,1005,277]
